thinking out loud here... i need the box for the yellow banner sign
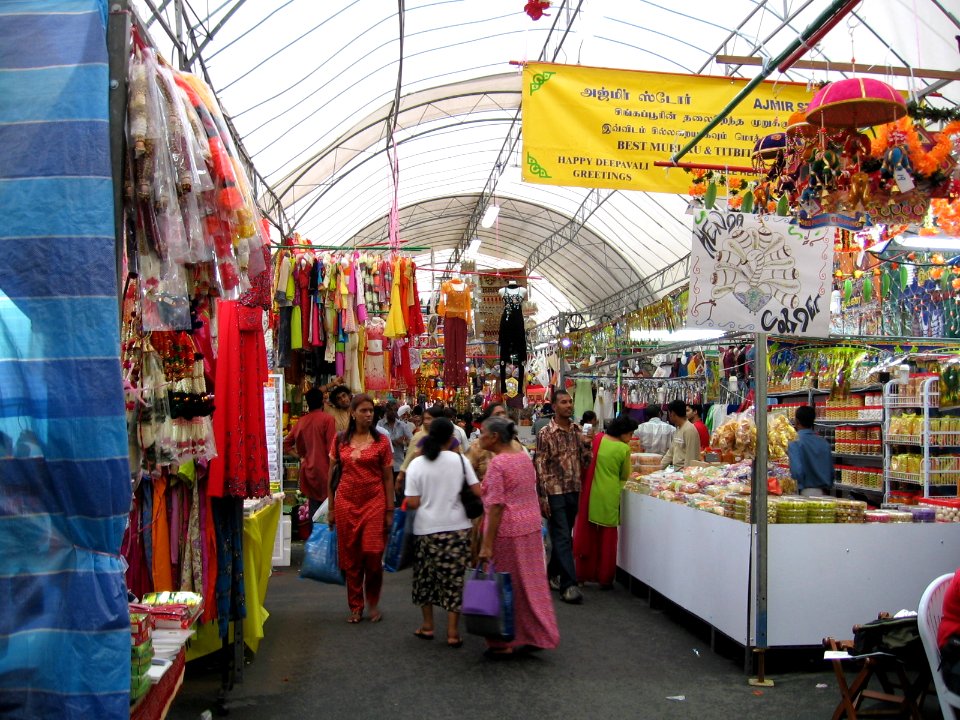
[521,62,813,194]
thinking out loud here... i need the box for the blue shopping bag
[383,504,416,572]
[300,523,344,585]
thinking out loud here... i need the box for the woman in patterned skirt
[405,417,481,647]
[478,416,560,656]
[328,394,394,623]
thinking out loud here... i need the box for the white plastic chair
[918,572,960,720]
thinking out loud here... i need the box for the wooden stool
[823,637,929,720]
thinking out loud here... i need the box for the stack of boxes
[130,611,155,704]
[273,512,292,567]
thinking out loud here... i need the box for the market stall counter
[619,489,960,647]
[187,495,283,659]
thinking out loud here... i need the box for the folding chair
[823,636,927,720]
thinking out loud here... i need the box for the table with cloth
[187,497,282,659]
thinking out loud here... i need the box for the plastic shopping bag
[463,565,514,642]
[300,524,344,585]
[383,503,416,572]
[312,498,329,524]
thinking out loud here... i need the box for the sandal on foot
[347,613,363,624]
[483,647,516,659]
[447,637,463,649]
[368,611,383,623]
[413,628,434,640]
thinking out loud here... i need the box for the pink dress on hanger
[364,318,388,390]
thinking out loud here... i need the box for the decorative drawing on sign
[526,153,551,178]
[687,212,831,337]
[529,71,556,94]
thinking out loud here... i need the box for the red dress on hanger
[208,300,270,498]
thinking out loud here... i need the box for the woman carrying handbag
[477,416,560,657]
[328,394,394,624]
[404,418,481,648]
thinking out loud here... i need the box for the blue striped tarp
[0,1,132,718]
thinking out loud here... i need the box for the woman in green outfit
[573,415,638,588]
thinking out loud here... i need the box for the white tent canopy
[137,0,960,319]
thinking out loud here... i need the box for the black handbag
[459,454,484,519]
[329,434,342,496]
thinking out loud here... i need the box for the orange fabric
[152,474,174,591]
[437,280,473,323]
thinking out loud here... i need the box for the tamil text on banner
[686,212,833,337]
[521,62,812,194]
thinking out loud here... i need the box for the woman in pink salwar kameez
[478,416,559,657]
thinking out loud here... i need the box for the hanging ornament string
[387,134,401,254]
[385,0,406,256]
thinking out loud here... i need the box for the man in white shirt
[377,401,413,475]
[634,403,675,455]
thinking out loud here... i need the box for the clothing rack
[272,242,430,251]
[561,331,751,380]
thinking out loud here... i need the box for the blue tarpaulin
[0,1,132,717]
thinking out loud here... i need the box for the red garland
[524,0,550,20]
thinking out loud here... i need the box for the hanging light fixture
[480,204,500,228]
[466,236,482,258]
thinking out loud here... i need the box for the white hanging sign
[686,212,833,337]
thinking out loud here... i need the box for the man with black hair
[787,405,833,496]
[284,387,337,517]
[535,390,590,604]
[686,403,710,450]
[660,399,702,470]
[326,384,352,432]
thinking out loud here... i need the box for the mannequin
[498,280,527,396]
[438,275,472,388]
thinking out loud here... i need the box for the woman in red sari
[328,394,394,623]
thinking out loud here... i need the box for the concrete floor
[168,544,942,720]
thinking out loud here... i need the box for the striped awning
[0,1,132,717]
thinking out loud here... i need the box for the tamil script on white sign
[686,212,833,337]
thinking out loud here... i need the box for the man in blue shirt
[787,405,834,495]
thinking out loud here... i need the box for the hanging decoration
[524,0,550,20]
[804,78,907,128]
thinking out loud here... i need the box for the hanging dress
[384,258,407,338]
[365,317,389,390]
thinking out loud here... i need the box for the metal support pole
[671,0,860,165]
[749,332,774,687]
[557,313,568,390]
[107,1,132,315]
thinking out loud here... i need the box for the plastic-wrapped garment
[0,5,132,715]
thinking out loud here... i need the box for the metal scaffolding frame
[443,0,585,274]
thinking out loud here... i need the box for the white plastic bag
[312,498,329,524]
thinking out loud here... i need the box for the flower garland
[871,118,960,178]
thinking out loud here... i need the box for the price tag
[894,167,915,192]
[800,198,821,217]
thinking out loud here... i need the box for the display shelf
[888,470,959,486]
[883,376,959,499]
[767,387,830,399]
[886,433,923,445]
[832,452,883,462]
[815,419,882,426]
[886,396,939,408]
[833,482,883,495]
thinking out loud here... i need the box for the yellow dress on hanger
[384,257,407,338]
